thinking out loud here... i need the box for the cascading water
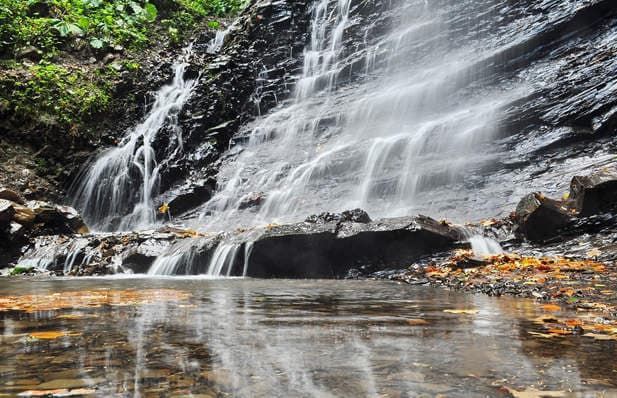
[207,25,233,54]
[65,0,563,276]
[197,0,529,233]
[70,45,199,232]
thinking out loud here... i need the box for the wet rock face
[152,0,395,217]
[245,214,462,278]
[305,209,372,224]
[14,211,462,277]
[153,0,315,210]
[514,170,617,242]
[0,188,89,266]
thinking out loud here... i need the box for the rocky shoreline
[2,166,617,340]
[3,168,615,276]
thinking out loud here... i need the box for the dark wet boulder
[570,170,617,216]
[121,237,175,274]
[0,188,26,205]
[0,199,15,227]
[514,193,572,242]
[246,215,462,278]
[28,200,59,222]
[55,205,89,234]
[165,182,215,216]
[11,203,35,226]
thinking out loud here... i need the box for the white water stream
[197,0,527,233]
[71,45,198,232]
[67,0,526,275]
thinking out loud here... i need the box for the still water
[0,278,615,397]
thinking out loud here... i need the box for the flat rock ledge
[11,214,463,278]
[7,168,617,278]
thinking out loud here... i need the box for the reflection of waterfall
[1,279,603,396]
[198,0,528,231]
[71,46,198,232]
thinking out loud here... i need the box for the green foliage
[0,0,247,140]
[0,0,164,55]
[0,0,248,55]
[0,61,112,135]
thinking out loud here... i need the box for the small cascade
[207,26,232,53]
[458,227,504,258]
[71,45,199,232]
[17,237,97,273]
[147,239,203,276]
[468,235,504,258]
[206,243,242,277]
[242,242,254,277]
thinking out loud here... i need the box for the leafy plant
[0,0,248,141]
[0,61,113,136]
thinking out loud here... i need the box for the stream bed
[0,278,616,397]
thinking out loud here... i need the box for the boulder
[28,200,59,222]
[0,199,15,227]
[12,203,35,226]
[245,214,462,278]
[569,170,617,216]
[55,205,89,234]
[121,238,174,273]
[16,45,42,61]
[164,182,214,216]
[514,193,572,242]
[0,188,26,205]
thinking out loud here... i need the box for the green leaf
[144,3,158,22]
[76,16,91,30]
[89,38,104,49]
[129,1,143,14]
[84,0,102,7]
[54,21,84,37]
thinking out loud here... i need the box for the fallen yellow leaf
[29,331,81,340]
[443,309,477,315]
[406,319,429,326]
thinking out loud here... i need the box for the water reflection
[0,279,616,397]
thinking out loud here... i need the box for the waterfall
[64,0,545,277]
[207,26,232,53]
[468,235,503,258]
[197,0,529,232]
[71,45,199,232]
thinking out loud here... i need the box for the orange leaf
[548,328,571,335]
[406,319,429,326]
[540,304,561,312]
[29,331,81,339]
[564,319,582,328]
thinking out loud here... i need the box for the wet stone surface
[0,278,616,397]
